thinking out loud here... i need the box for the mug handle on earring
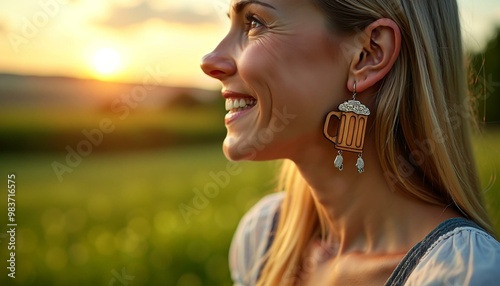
[323,111,342,144]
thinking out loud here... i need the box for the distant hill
[0,73,225,153]
[0,73,219,110]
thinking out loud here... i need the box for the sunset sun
[91,48,122,78]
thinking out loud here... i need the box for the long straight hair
[257,0,495,285]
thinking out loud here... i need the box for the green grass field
[0,143,279,286]
[0,128,498,285]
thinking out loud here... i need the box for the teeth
[225,98,256,111]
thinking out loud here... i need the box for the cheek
[229,33,349,160]
[237,39,293,125]
[238,39,282,95]
[239,36,347,128]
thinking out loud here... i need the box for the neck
[290,132,459,255]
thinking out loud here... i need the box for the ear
[347,18,401,93]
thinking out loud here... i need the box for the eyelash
[244,12,264,33]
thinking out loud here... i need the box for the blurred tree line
[470,26,500,127]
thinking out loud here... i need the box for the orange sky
[0,0,499,90]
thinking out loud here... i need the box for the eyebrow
[227,0,276,18]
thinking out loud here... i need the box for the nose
[200,49,237,80]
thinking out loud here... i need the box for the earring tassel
[334,151,343,171]
[356,153,365,173]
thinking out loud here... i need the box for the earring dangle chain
[352,82,357,100]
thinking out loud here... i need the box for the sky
[0,0,499,90]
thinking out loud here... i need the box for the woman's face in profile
[201,0,351,161]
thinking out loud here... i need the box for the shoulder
[406,225,500,285]
[229,192,284,286]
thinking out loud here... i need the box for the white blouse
[229,192,500,286]
[229,192,284,286]
[405,225,500,285]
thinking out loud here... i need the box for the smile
[225,97,257,113]
[222,91,258,124]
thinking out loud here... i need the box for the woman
[201,0,500,285]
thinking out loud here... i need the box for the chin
[222,135,292,162]
[222,137,257,161]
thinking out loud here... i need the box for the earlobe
[348,18,401,93]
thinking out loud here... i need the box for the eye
[244,13,264,33]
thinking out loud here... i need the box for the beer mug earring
[323,82,370,173]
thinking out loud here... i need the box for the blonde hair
[257,0,495,285]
